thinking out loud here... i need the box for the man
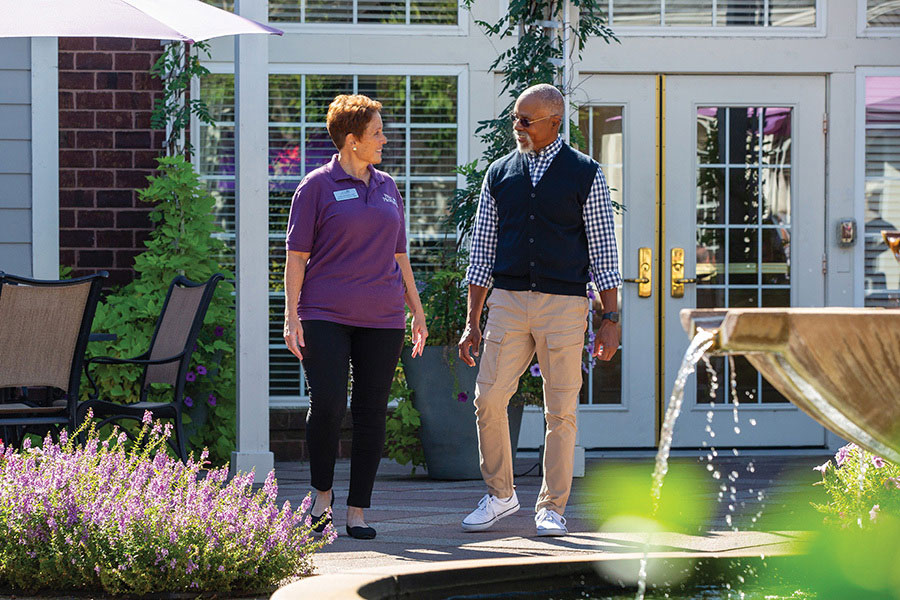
[458,83,622,536]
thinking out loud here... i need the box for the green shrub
[812,443,900,528]
[86,155,236,464]
[0,415,333,596]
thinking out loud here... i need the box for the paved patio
[273,450,832,576]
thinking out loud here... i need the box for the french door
[521,74,827,450]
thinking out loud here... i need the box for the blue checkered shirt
[465,137,622,293]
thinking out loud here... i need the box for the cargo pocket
[545,326,586,391]
[476,325,506,385]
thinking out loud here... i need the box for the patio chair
[78,274,224,462]
[0,271,107,447]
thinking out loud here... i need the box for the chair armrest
[83,352,185,401]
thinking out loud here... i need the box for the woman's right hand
[284,314,305,360]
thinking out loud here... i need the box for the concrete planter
[401,346,523,480]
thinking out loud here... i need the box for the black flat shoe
[346,524,376,540]
[310,490,334,533]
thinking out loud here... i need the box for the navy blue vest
[486,143,598,297]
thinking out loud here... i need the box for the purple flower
[196,365,207,376]
[871,456,885,469]
[186,372,196,383]
[885,477,900,489]
[214,325,225,337]
[835,445,851,467]
[457,392,468,403]
[184,396,193,408]
[529,363,541,377]
[207,394,217,407]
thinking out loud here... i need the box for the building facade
[1,0,898,458]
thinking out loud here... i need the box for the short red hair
[326,94,383,150]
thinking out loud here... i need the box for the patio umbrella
[0,0,282,42]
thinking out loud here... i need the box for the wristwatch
[600,311,619,323]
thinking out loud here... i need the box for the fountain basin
[680,308,900,463]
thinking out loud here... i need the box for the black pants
[301,319,405,508]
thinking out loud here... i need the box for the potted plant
[400,252,524,480]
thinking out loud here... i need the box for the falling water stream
[636,333,775,600]
[635,329,717,600]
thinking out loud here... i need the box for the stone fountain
[680,306,900,464]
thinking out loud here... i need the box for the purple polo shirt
[286,155,407,329]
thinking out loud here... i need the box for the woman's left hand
[410,311,428,358]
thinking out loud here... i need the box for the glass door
[663,75,827,448]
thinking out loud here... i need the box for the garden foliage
[384,364,425,473]
[812,443,900,529]
[86,155,237,464]
[0,413,333,596]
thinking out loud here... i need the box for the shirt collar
[527,136,563,161]
[326,154,385,185]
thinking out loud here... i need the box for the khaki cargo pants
[474,288,589,515]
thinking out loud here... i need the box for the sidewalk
[273,451,830,575]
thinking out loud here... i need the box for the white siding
[0,38,32,277]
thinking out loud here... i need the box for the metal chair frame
[0,271,107,445]
[79,273,224,461]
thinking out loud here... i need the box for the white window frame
[857,0,900,37]
[271,3,468,36]
[854,67,900,306]
[195,63,469,408]
[607,0,825,37]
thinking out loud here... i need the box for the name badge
[333,188,359,201]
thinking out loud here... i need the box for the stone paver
[274,451,831,575]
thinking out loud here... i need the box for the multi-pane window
[864,77,900,307]
[866,1,900,28]
[197,72,459,402]
[694,106,792,404]
[201,0,457,25]
[577,106,624,407]
[597,0,817,27]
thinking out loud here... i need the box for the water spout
[681,307,900,463]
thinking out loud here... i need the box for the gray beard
[514,133,534,154]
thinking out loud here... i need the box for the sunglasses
[510,113,555,128]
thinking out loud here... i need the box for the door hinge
[822,253,828,275]
[823,112,828,136]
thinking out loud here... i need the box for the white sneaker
[461,492,520,532]
[535,507,567,536]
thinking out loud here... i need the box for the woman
[283,94,427,540]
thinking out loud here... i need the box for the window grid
[604,0,817,29]
[863,76,900,307]
[197,72,459,402]
[695,106,793,405]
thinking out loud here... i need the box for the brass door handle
[670,248,696,298]
[626,247,652,298]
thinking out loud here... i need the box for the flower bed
[812,443,900,528]
[0,413,334,596]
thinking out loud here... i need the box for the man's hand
[409,310,428,358]
[592,319,619,361]
[283,314,305,360]
[458,323,482,367]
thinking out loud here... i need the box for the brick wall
[58,37,165,286]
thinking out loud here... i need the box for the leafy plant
[450,0,618,239]
[86,155,237,464]
[417,252,469,347]
[0,414,333,596]
[384,364,425,473]
[150,41,214,156]
[811,443,900,529]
